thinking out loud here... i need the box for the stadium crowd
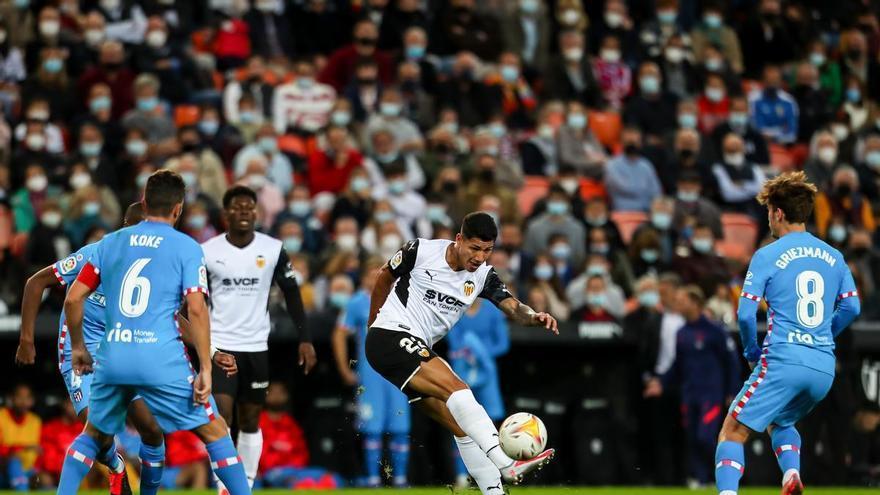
[1,0,880,489]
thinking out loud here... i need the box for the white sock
[446,389,514,469]
[454,436,504,495]
[782,468,799,486]
[720,491,737,495]
[237,430,263,489]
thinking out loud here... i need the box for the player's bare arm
[176,311,238,377]
[368,264,396,327]
[186,291,213,405]
[497,297,559,334]
[15,265,60,365]
[331,324,358,386]
[63,280,95,375]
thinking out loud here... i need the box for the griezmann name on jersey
[741,231,857,374]
[77,221,208,385]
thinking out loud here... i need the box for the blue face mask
[639,75,660,94]
[376,151,399,164]
[43,58,62,73]
[704,13,722,28]
[427,205,446,222]
[651,212,672,230]
[520,0,539,14]
[283,236,302,253]
[259,136,277,153]
[692,238,714,254]
[375,211,394,224]
[586,264,607,277]
[180,171,197,188]
[126,140,147,157]
[489,123,506,138]
[329,292,351,309]
[380,102,401,117]
[547,201,568,215]
[406,44,425,60]
[567,113,587,129]
[90,96,111,113]
[678,113,697,129]
[239,111,259,124]
[198,120,219,135]
[288,200,311,217]
[846,88,862,103]
[388,179,407,195]
[677,190,700,202]
[351,176,370,192]
[534,264,554,281]
[638,290,660,307]
[83,201,101,216]
[550,243,571,260]
[296,77,314,89]
[187,214,207,230]
[80,142,102,157]
[658,10,677,24]
[829,225,847,243]
[591,243,609,255]
[137,97,159,112]
[640,249,659,263]
[587,293,607,308]
[331,111,351,126]
[500,65,519,83]
[866,151,880,168]
[729,112,748,129]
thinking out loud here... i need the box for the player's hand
[534,312,558,335]
[213,351,237,377]
[340,368,358,387]
[298,342,317,375]
[643,378,663,398]
[71,345,94,375]
[15,340,36,366]
[193,371,212,405]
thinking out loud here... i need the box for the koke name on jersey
[129,234,164,248]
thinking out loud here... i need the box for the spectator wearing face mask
[592,34,631,110]
[814,166,876,239]
[429,0,502,61]
[63,184,112,248]
[500,0,550,76]
[121,73,178,156]
[77,40,136,120]
[623,274,663,380]
[181,201,217,244]
[244,0,295,60]
[628,228,668,281]
[233,123,294,195]
[544,30,601,106]
[673,171,723,240]
[308,125,363,195]
[320,19,394,92]
[605,127,663,212]
[237,154,285,229]
[624,62,678,145]
[519,100,563,175]
[273,57,336,136]
[469,125,523,189]
[528,166,586,221]
[64,161,120,226]
[840,28,880,102]
[710,132,766,217]
[572,273,617,323]
[854,134,880,201]
[804,131,843,192]
[658,34,698,100]
[11,164,59,233]
[633,196,678,264]
[792,62,834,143]
[523,185,587,269]
[329,168,374,229]
[131,15,199,104]
[462,153,519,223]
[71,122,120,192]
[487,51,537,131]
[24,44,80,122]
[709,94,769,166]
[557,102,606,179]
[364,87,424,153]
[23,198,70,274]
[380,162,426,228]
[696,73,730,135]
[566,254,627,318]
[362,127,425,195]
[747,64,799,145]
[526,253,570,320]
[672,224,728,295]
[690,2,742,74]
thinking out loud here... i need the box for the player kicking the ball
[366,212,556,494]
[715,171,861,495]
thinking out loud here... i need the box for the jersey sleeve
[180,240,209,297]
[478,268,513,307]
[272,247,310,342]
[387,239,419,278]
[53,249,86,286]
[740,250,770,302]
[837,260,859,301]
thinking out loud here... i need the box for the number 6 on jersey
[120,258,152,318]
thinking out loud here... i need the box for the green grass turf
[5,488,877,495]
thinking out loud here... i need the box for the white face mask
[41,211,62,228]
[70,173,92,190]
[39,20,60,38]
[380,234,403,257]
[563,47,583,62]
[247,174,267,190]
[84,29,105,47]
[600,49,621,63]
[724,152,745,167]
[26,174,48,192]
[336,233,358,251]
[26,133,46,150]
[146,30,167,48]
[817,146,837,165]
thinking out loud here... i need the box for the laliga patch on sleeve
[60,256,77,274]
[390,250,403,270]
[199,265,208,288]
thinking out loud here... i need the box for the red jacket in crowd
[166,431,208,467]
[259,411,309,473]
[318,45,394,92]
[37,416,83,477]
[307,149,363,195]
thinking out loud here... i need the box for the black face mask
[835,184,852,197]
[357,77,377,86]
[441,180,459,193]
[455,6,472,16]
[265,403,286,412]
[763,87,778,99]
[624,143,640,156]
[181,142,200,152]
[102,61,122,71]
[478,169,495,182]
[848,49,864,61]
[401,80,419,93]
[434,143,452,153]
[678,149,695,161]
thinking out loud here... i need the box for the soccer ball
[498,412,547,460]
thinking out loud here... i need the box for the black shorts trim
[212,350,269,404]
[365,327,437,400]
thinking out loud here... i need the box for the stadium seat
[588,110,622,150]
[174,104,200,128]
[517,176,550,216]
[610,211,648,244]
[718,213,758,260]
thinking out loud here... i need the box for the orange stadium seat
[174,104,200,128]
[717,213,758,260]
[611,210,648,244]
[588,110,622,150]
[517,176,550,216]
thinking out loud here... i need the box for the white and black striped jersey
[371,238,513,347]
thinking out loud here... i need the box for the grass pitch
[7,488,877,494]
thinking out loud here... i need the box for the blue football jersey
[79,221,208,385]
[340,290,371,374]
[54,242,107,371]
[741,231,857,372]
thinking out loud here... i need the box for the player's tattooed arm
[16,266,60,365]
[498,298,559,334]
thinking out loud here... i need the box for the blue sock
[139,442,165,495]
[363,433,382,486]
[97,440,123,473]
[8,457,28,491]
[206,436,249,495]
[57,434,100,495]
[715,440,745,494]
[771,426,801,477]
[389,433,409,487]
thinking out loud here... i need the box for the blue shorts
[61,368,93,416]
[357,366,410,436]
[729,359,834,432]
[88,377,218,434]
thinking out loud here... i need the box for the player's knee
[84,423,114,448]
[237,408,261,433]
[138,422,164,446]
[436,377,468,402]
[195,417,231,444]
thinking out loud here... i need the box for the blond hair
[756,171,818,224]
